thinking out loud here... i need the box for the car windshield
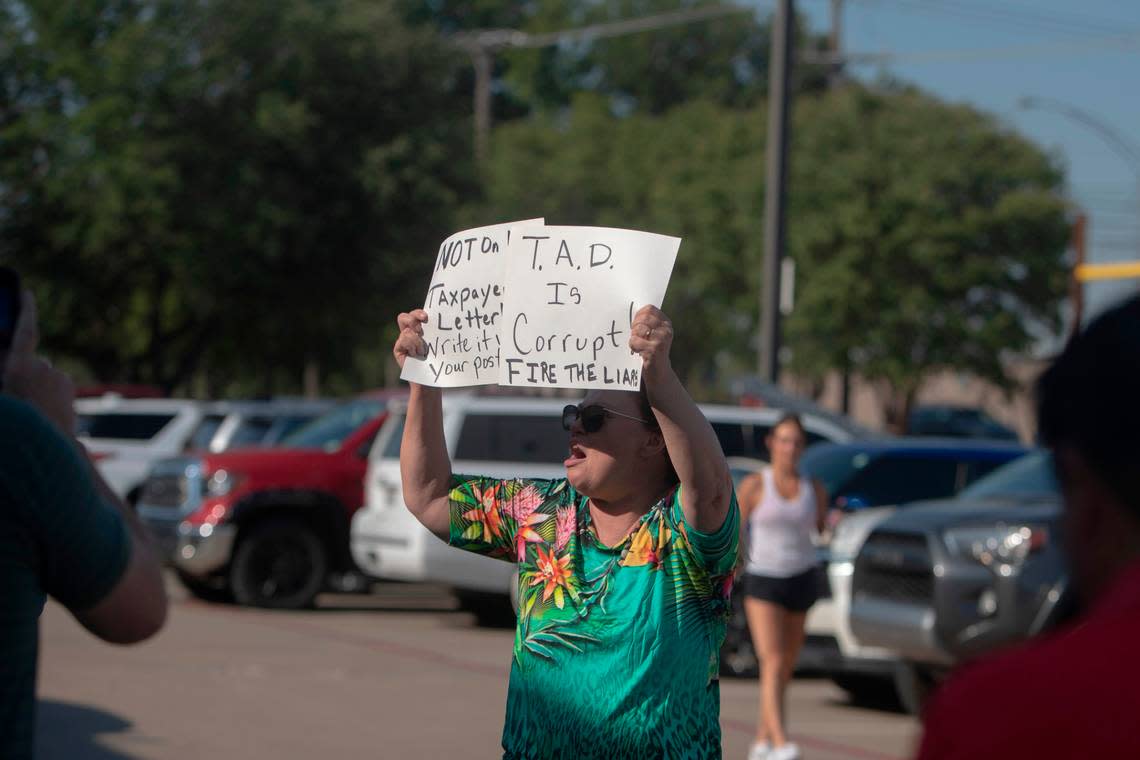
[799,445,869,495]
[958,450,1058,500]
[280,400,384,451]
[76,412,177,440]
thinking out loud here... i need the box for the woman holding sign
[394,304,738,760]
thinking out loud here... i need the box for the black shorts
[742,567,819,613]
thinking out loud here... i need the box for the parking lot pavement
[37,574,918,759]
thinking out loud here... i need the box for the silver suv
[848,451,1070,713]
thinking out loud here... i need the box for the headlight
[943,524,1049,570]
[205,469,243,497]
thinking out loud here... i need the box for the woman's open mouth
[564,441,587,468]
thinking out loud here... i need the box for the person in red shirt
[917,293,1140,759]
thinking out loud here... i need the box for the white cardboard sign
[498,225,680,391]
[400,219,543,387]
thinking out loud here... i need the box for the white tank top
[745,467,818,578]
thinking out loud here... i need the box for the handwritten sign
[400,219,543,386]
[498,225,680,391]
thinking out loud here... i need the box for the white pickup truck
[351,392,856,626]
[76,396,206,504]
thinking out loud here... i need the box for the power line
[452,4,754,52]
[451,3,756,161]
[854,0,1140,40]
[800,30,1140,65]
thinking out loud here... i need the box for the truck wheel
[831,673,898,708]
[230,520,327,609]
[175,569,233,604]
[455,590,515,628]
[720,592,759,678]
[893,661,939,716]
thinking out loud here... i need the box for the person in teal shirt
[1,290,168,758]
[394,304,738,759]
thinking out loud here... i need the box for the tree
[784,86,1070,429]
[1,0,473,393]
[477,84,1071,405]
[404,0,831,124]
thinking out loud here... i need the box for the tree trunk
[303,358,320,399]
[883,382,919,435]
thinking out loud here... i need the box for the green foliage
[0,1,1069,406]
[480,85,1070,405]
[478,94,766,386]
[404,0,831,119]
[785,86,1070,424]
[1,0,473,393]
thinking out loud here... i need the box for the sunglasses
[561,404,651,433]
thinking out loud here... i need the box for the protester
[916,292,1140,759]
[393,304,737,759]
[0,290,168,759]
[736,416,829,760]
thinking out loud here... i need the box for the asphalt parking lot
[37,575,918,759]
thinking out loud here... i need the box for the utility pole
[1069,212,1088,340]
[470,45,494,163]
[453,30,515,164]
[830,0,850,410]
[453,5,751,163]
[829,0,844,89]
[759,0,795,383]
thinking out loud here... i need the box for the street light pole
[452,5,752,163]
[1018,96,1140,237]
[759,0,795,383]
[1017,96,1140,332]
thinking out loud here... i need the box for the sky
[780,0,1140,322]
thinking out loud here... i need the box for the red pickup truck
[137,398,392,608]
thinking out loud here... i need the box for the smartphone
[0,267,19,351]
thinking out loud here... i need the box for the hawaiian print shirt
[448,475,739,760]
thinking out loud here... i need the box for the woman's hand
[629,304,674,384]
[393,309,429,369]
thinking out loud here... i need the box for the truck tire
[831,673,898,708]
[175,569,233,604]
[893,661,939,716]
[455,590,515,628]
[230,519,327,609]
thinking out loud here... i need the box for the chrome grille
[854,531,934,605]
[139,474,188,509]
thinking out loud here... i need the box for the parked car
[136,398,392,608]
[848,450,1067,713]
[907,404,1020,441]
[183,399,336,453]
[795,440,1029,693]
[77,396,336,505]
[717,439,1029,681]
[76,396,207,504]
[351,393,860,624]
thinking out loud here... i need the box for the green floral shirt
[449,476,739,760]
